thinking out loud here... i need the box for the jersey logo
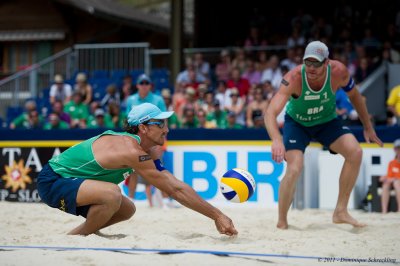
[307,106,324,115]
[123,172,130,179]
[305,95,320,100]
[289,140,297,143]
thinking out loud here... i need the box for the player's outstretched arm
[135,160,238,236]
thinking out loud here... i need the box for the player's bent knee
[103,184,123,209]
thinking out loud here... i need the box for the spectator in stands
[231,48,248,74]
[74,73,93,105]
[224,88,245,126]
[9,100,43,129]
[64,92,89,128]
[262,80,276,102]
[161,88,180,129]
[214,80,230,110]
[261,55,283,91]
[176,58,208,92]
[26,110,43,129]
[387,83,400,126]
[379,139,400,213]
[101,84,120,109]
[246,87,268,128]
[126,74,166,115]
[87,108,113,129]
[226,67,250,97]
[177,87,198,120]
[354,57,372,84]
[193,53,210,78]
[280,48,298,71]
[226,111,243,129]
[181,107,198,129]
[241,58,262,86]
[44,113,69,130]
[51,100,71,125]
[49,74,72,105]
[381,41,400,64]
[215,49,232,82]
[120,75,135,113]
[257,51,269,72]
[206,100,227,129]
[244,26,267,48]
[107,102,125,128]
[197,109,216,129]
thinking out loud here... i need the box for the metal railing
[0,43,150,119]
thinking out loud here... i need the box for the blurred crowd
[6,4,400,130]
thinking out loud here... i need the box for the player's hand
[271,140,286,163]
[363,128,383,147]
[215,214,238,236]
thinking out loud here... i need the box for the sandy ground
[0,201,399,266]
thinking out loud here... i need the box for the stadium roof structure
[55,0,171,34]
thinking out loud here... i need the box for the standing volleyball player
[37,103,237,236]
[264,41,383,229]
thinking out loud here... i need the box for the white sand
[0,201,399,266]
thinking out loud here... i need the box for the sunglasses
[304,59,325,68]
[145,120,166,129]
[139,81,150,85]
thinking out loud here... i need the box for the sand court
[0,202,399,266]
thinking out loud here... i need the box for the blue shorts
[37,164,90,217]
[283,114,352,153]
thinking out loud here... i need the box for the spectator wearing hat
[125,74,166,115]
[379,139,400,213]
[74,72,93,105]
[87,108,114,129]
[49,74,72,105]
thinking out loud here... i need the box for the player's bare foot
[277,220,289,229]
[332,210,366,227]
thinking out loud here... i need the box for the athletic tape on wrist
[154,159,166,172]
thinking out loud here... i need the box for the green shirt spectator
[44,113,70,130]
[64,92,89,128]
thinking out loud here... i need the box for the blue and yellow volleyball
[220,168,256,203]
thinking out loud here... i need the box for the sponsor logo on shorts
[59,199,66,212]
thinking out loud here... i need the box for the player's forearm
[350,92,373,129]
[265,112,282,142]
[168,178,223,220]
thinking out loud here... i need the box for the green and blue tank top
[49,130,140,184]
[286,65,337,127]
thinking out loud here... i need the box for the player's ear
[139,124,147,133]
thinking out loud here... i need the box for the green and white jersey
[286,65,337,127]
[49,130,140,184]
